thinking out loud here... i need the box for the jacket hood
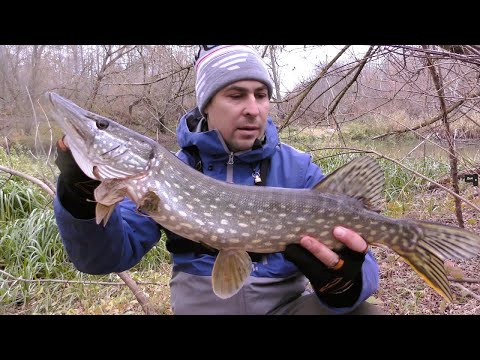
[176,107,279,163]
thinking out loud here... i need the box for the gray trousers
[170,271,386,315]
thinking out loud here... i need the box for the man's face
[204,80,270,152]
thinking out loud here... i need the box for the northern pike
[43,91,480,302]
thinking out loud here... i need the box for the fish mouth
[45,92,95,143]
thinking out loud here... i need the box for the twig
[0,165,55,198]
[117,271,156,315]
[278,46,350,132]
[371,86,480,140]
[0,269,165,287]
[448,276,480,284]
[451,283,480,300]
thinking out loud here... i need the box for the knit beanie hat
[194,45,274,116]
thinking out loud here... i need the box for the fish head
[44,92,158,181]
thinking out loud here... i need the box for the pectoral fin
[93,180,128,226]
[212,249,253,299]
[95,203,116,226]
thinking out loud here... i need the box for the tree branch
[0,165,55,198]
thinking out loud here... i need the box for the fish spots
[211,235,218,242]
[164,180,171,188]
[220,219,229,225]
[160,170,165,175]
[164,204,171,211]
[229,239,241,243]
[251,239,262,243]
[279,213,287,217]
[296,217,306,221]
[195,219,205,226]
[224,212,232,217]
[242,233,250,237]
[229,229,238,234]
[204,213,212,217]
[245,210,252,215]
[217,228,225,234]
[172,197,179,202]
[190,185,196,190]
[315,219,325,224]
[239,223,248,227]
[257,229,267,235]
[228,204,236,209]
[274,225,283,230]
[260,218,268,222]
[319,231,329,237]
[209,205,218,209]
[169,216,176,221]
[178,211,187,217]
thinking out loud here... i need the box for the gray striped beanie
[194,45,274,116]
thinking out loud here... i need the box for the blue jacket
[53,107,379,313]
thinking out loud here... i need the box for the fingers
[332,226,368,253]
[299,226,369,268]
[57,135,70,152]
[299,236,340,268]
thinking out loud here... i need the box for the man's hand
[283,226,368,308]
[55,136,101,219]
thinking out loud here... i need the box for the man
[54,45,383,315]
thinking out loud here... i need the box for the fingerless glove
[284,244,366,308]
[55,138,101,219]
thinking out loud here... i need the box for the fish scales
[44,92,480,302]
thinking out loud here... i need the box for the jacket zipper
[226,152,234,183]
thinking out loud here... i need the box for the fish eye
[96,119,109,130]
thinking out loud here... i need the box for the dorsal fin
[313,156,385,212]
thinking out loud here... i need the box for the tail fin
[402,221,480,302]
